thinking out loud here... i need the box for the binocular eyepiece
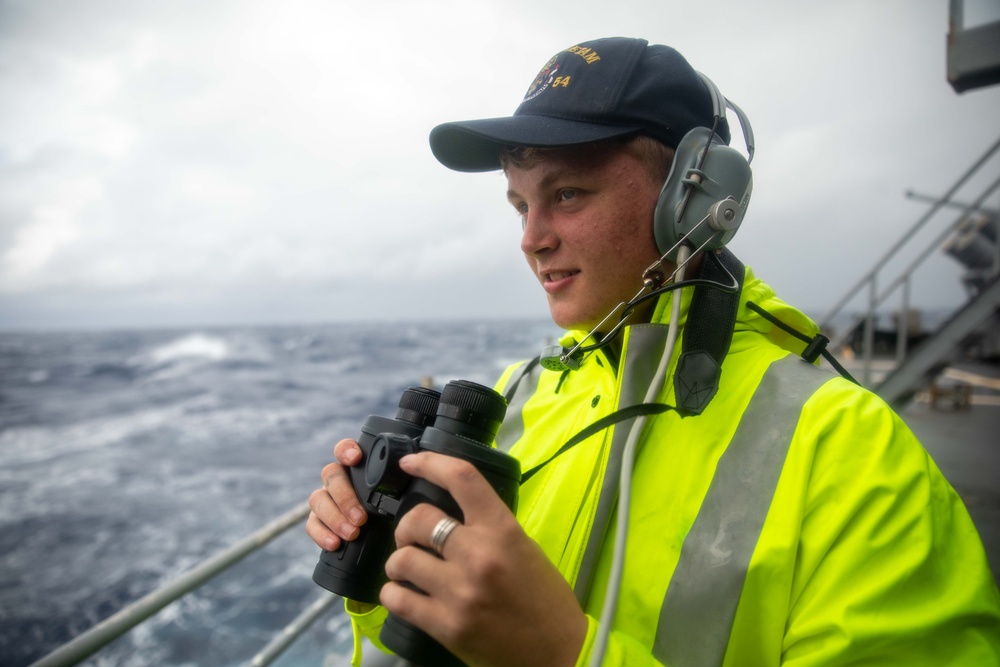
[313,380,521,666]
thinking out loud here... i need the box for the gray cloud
[1,0,998,330]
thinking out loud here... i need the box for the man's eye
[558,189,578,202]
[513,203,528,229]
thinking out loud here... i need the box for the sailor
[307,37,1000,666]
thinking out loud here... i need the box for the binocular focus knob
[366,433,419,495]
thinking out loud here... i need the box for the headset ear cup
[653,127,753,261]
[654,127,713,258]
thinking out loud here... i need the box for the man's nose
[520,208,558,257]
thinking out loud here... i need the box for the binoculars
[313,380,520,666]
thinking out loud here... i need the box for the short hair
[498,135,675,185]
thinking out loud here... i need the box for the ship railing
[818,135,1000,387]
[27,502,329,667]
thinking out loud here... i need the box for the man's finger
[322,461,367,528]
[394,503,463,558]
[305,510,341,551]
[334,438,362,466]
[398,451,509,524]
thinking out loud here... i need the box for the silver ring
[430,516,460,557]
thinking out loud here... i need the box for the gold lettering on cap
[566,45,601,64]
[553,76,571,87]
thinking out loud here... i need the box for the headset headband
[696,72,755,164]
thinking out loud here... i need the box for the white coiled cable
[587,243,690,666]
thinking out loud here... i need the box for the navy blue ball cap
[429,37,730,172]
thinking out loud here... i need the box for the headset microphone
[537,278,662,372]
[539,345,582,372]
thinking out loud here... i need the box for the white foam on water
[147,333,230,365]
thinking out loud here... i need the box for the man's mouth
[544,270,579,282]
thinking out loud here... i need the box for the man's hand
[306,438,368,551]
[381,451,587,667]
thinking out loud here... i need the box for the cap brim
[429,115,641,172]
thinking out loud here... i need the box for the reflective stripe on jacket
[494,265,1000,666]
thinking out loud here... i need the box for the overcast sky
[1,0,999,331]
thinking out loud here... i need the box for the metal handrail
[29,502,313,667]
[829,172,1000,350]
[818,136,1000,327]
[871,176,1000,314]
[250,590,341,666]
[905,189,999,215]
[818,136,1000,384]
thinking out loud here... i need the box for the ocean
[0,319,561,667]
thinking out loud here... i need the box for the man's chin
[548,310,600,333]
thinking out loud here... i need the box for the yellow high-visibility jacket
[349,265,1000,665]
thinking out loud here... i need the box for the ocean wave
[0,319,555,667]
[121,332,282,386]
[148,333,230,365]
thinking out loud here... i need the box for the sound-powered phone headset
[540,72,755,372]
